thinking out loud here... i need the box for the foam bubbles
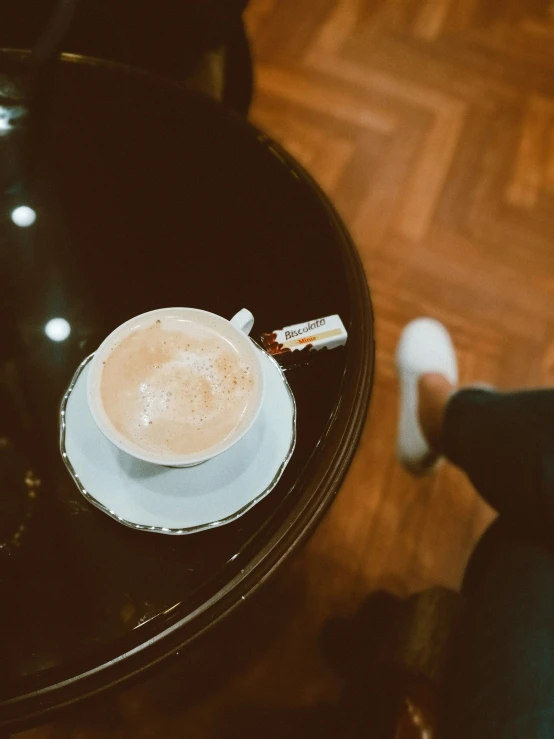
[101,320,257,456]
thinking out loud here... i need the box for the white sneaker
[396,318,458,475]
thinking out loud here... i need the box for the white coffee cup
[87,307,264,467]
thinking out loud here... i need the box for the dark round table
[0,54,374,731]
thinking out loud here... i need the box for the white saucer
[60,349,296,535]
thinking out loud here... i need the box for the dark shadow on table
[2,0,253,116]
[45,556,311,735]
[17,572,446,738]
[217,587,459,739]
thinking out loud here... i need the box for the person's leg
[440,386,554,536]
[414,362,554,737]
[441,519,554,738]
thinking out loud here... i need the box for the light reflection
[0,105,26,134]
[11,205,36,227]
[0,106,13,132]
[45,318,71,342]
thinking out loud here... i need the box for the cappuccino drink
[100,318,260,458]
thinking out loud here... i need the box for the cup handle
[230,308,254,336]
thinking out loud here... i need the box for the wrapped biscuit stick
[261,314,348,367]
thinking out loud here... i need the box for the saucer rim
[59,347,297,535]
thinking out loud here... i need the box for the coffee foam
[100,319,258,457]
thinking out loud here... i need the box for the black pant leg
[443,389,554,534]
[441,389,554,737]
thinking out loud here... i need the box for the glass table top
[0,54,374,727]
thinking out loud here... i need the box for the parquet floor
[18,0,554,736]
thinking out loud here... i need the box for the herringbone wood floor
[19,0,554,736]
